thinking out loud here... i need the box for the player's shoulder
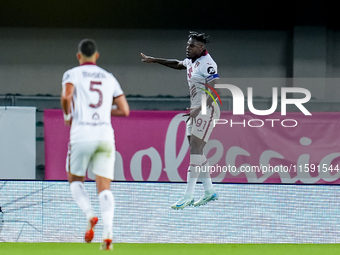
[93,65,116,78]
[62,66,78,83]
[75,65,116,78]
[199,54,218,76]
[92,65,109,73]
[94,66,120,85]
[201,54,217,66]
[63,65,88,77]
[63,66,78,74]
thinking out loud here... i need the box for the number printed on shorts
[89,81,103,108]
[196,118,207,129]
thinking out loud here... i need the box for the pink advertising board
[44,110,340,184]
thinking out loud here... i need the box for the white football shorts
[66,140,115,180]
[186,104,220,142]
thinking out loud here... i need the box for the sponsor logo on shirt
[207,66,216,74]
[92,113,100,120]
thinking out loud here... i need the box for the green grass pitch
[1,243,340,255]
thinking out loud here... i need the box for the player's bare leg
[96,175,114,250]
[68,173,98,243]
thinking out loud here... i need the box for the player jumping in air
[61,39,129,250]
[141,31,220,210]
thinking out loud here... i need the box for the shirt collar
[80,62,96,66]
[190,50,208,63]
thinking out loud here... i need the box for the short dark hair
[188,31,211,44]
[78,39,97,57]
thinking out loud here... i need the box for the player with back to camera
[61,39,129,250]
[141,31,221,210]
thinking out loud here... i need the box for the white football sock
[99,189,114,240]
[69,181,94,220]
[199,156,214,191]
[184,154,202,196]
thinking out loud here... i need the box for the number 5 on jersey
[89,81,103,108]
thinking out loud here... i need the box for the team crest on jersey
[194,61,200,68]
[62,74,70,82]
[207,66,215,74]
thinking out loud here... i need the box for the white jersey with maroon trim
[62,63,123,143]
[181,53,219,108]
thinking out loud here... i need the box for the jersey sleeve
[111,75,124,98]
[61,69,77,88]
[181,58,190,67]
[199,62,219,83]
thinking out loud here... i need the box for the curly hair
[188,31,211,44]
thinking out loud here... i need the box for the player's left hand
[140,53,156,63]
[183,107,201,123]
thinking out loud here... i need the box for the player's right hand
[64,119,72,126]
[141,53,156,63]
[183,107,201,124]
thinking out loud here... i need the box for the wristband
[63,113,71,121]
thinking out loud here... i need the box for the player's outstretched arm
[141,53,186,70]
[111,94,130,117]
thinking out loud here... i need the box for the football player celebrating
[141,31,220,209]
